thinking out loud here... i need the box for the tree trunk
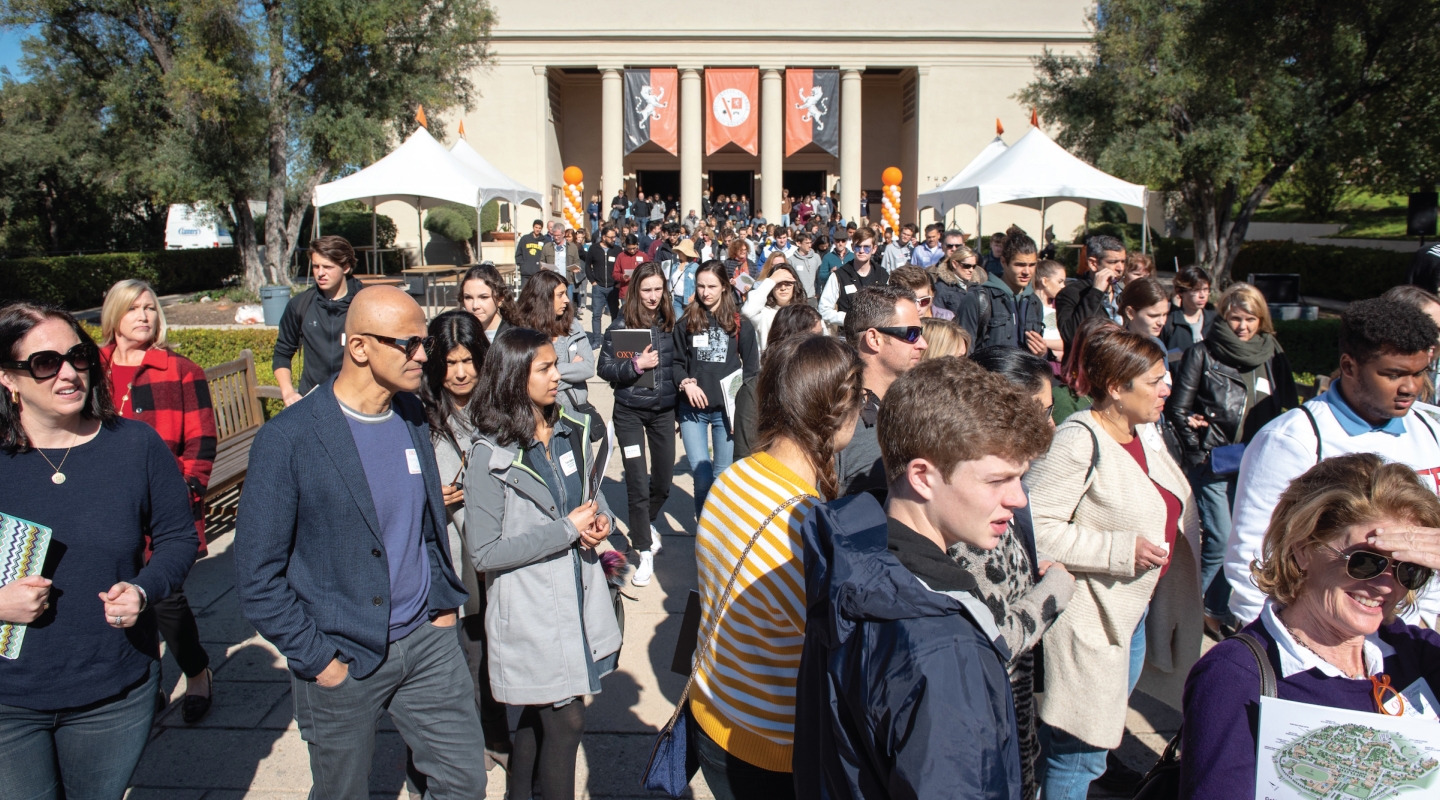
[231,196,266,294]
[282,163,332,267]
[262,0,291,287]
[1187,164,1291,289]
[38,178,59,253]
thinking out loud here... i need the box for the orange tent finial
[996,118,1005,135]
[415,105,428,128]
[458,119,466,137]
[1031,108,1039,127]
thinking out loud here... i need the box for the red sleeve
[177,358,217,493]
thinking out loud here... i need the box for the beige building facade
[385,0,1104,258]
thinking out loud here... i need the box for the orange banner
[706,69,758,156]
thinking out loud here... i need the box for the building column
[840,67,864,224]
[680,67,703,221]
[760,67,784,226]
[534,66,550,220]
[601,67,624,209]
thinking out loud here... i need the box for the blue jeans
[1038,610,1148,800]
[589,284,618,346]
[1189,461,1237,619]
[679,405,733,517]
[0,660,159,800]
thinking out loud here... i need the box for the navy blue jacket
[234,380,468,680]
[793,494,1022,800]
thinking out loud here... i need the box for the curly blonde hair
[1252,453,1440,618]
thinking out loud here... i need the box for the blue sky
[0,25,35,78]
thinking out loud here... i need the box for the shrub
[1274,318,1340,379]
[0,249,240,309]
[1230,241,1408,302]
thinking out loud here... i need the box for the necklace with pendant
[35,433,78,484]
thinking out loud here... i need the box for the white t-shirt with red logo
[1227,389,1440,627]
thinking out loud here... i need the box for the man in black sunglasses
[236,286,485,799]
[836,285,928,503]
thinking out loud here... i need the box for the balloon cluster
[562,167,585,231]
[881,167,902,235]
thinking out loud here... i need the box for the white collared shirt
[1260,599,1390,679]
[1260,599,1440,719]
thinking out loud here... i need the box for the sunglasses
[2,343,97,380]
[361,333,435,360]
[944,243,965,249]
[874,326,924,344]
[1324,544,1433,591]
[856,245,874,254]
[916,296,932,308]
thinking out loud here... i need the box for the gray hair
[1085,235,1126,261]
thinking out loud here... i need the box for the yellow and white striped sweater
[690,452,817,773]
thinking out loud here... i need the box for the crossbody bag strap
[1233,631,1278,698]
[659,493,817,729]
[1299,405,1322,463]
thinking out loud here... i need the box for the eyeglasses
[361,333,435,360]
[1323,544,1433,591]
[873,326,924,344]
[1,343,97,380]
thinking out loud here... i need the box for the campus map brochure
[0,511,52,659]
[1255,695,1440,799]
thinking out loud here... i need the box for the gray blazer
[463,410,622,705]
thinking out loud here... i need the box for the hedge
[81,324,299,418]
[0,249,241,309]
[1274,318,1340,379]
[1231,241,1408,303]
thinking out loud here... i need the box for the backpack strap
[1299,404,1322,463]
[1412,408,1440,445]
[976,286,993,333]
[1084,422,1101,483]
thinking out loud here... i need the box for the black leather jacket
[1166,339,1298,467]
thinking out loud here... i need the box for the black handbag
[1132,631,1276,799]
[640,494,816,797]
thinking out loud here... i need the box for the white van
[165,205,234,249]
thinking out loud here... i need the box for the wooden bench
[204,349,266,505]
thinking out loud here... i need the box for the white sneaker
[650,526,663,555]
[632,550,655,587]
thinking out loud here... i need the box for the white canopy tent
[312,127,541,265]
[918,127,1150,251]
[917,135,1009,218]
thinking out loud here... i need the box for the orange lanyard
[1371,673,1406,716]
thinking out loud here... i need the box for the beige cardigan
[1026,409,1203,748]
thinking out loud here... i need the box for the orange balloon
[882,167,903,186]
[563,166,583,185]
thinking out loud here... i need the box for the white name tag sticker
[623,444,642,459]
[405,449,422,475]
[843,284,857,294]
[693,334,709,348]
[1255,376,1271,395]
[559,451,578,476]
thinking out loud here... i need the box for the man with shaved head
[236,287,485,799]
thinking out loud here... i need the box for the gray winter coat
[555,319,595,408]
[435,414,482,619]
[464,410,622,705]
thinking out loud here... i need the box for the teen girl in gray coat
[463,327,621,800]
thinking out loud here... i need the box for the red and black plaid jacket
[101,344,217,548]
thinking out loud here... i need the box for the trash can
[260,286,291,326]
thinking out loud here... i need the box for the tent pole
[978,205,983,241]
[475,202,482,265]
[371,198,378,274]
[1040,197,1047,243]
[417,199,426,266]
[314,204,321,239]
[1142,201,1150,255]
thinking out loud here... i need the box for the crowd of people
[4,209,1440,800]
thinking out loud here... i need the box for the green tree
[4,0,495,291]
[1021,0,1440,286]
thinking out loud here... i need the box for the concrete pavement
[124,342,1179,800]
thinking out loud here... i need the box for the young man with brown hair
[794,356,1055,800]
[273,235,366,406]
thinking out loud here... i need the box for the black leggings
[154,587,210,678]
[509,700,585,800]
[612,404,675,552]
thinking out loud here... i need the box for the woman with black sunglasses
[0,302,198,799]
[1181,453,1440,797]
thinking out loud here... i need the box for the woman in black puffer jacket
[1166,283,1298,636]
[597,262,678,587]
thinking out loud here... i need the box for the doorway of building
[783,170,828,200]
[707,171,755,205]
[635,171,680,210]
